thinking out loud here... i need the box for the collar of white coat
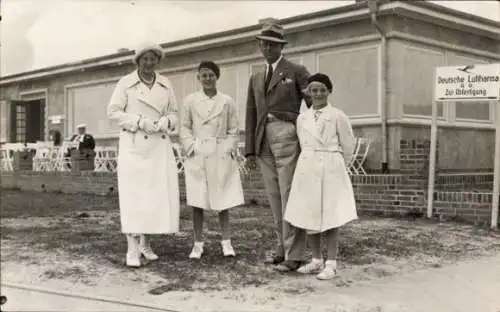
[122,70,172,89]
[198,89,219,100]
[309,103,333,120]
[193,90,226,123]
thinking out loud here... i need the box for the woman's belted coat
[108,70,180,234]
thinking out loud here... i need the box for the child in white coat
[284,73,358,280]
[180,61,245,259]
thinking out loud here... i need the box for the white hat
[256,22,287,44]
[76,124,87,129]
[133,43,164,65]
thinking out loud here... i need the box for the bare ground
[1,189,500,311]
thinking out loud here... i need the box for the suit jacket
[70,133,96,150]
[244,57,311,156]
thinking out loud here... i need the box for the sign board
[434,63,500,102]
[49,115,64,124]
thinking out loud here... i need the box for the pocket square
[281,78,293,84]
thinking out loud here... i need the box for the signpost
[428,63,500,229]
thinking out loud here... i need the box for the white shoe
[126,254,141,267]
[297,259,324,274]
[316,261,337,280]
[189,242,204,259]
[139,235,159,261]
[126,235,141,267]
[221,239,236,257]
[140,245,159,261]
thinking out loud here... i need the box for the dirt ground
[1,189,500,311]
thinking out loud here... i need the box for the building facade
[1,0,499,172]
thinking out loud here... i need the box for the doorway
[10,99,45,143]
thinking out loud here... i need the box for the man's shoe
[264,255,285,265]
[274,260,302,272]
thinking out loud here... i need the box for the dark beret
[307,73,333,92]
[198,61,220,79]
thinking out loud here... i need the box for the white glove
[157,116,171,132]
[138,117,159,134]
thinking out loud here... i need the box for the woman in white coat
[180,61,244,259]
[284,73,358,280]
[107,44,180,267]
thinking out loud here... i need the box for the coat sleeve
[336,110,355,164]
[296,114,306,148]
[86,135,96,150]
[179,96,196,156]
[296,65,312,108]
[244,76,256,157]
[165,86,179,131]
[226,96,239,150]
[107,79,141,132]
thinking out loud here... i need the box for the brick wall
[436,173,493,192]
[1,139,496,226]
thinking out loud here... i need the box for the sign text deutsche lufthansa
[434,64,500,102]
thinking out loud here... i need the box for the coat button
[144,135,148,139]
[161,135,166,139]
[122,128,126,132]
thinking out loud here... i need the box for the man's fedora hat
[256,22,287,44]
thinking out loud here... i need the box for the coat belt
[302,148,341,153]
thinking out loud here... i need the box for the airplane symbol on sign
[457,65,475,74]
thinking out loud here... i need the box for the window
[317,46,379,116]
[15,104,26,142]
[446,54,491,121]
[402,47,445,117]
[455,101,490,121]
[251,63,265,75]
[68,82,118,136]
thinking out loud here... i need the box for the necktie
[264,64,273,91]
[314,110,325,137]
[314,110,322,122]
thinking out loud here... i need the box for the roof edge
[1,0,498,84]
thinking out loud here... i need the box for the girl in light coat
[180,61,244,259]
[107,44,180,267]
[284,73,358,280]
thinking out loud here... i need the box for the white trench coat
[180,91,244,211]
[284,104,358,232]
[108,70,180,234]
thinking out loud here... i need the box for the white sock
[325,260,337,269]
[194,241,204,247]
[311,258,324,264]
[221,239,231,245]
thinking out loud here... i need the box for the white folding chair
[171,143,185,174]
[346,138,361,175]
[94,147,107,172]
[94,146,118,172]
[52,143,72,172]
[351,138,371,175]
[32,142,53,171]
[235,142,249,176]
[0,148,14,171]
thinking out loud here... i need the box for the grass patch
[2,189,500,294]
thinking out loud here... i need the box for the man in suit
[71,124,96,151]
[245,20,311,272]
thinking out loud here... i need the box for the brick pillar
[399,139,438,185]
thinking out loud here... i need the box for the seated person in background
[70,124,96,151]
[48,129,62,146]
